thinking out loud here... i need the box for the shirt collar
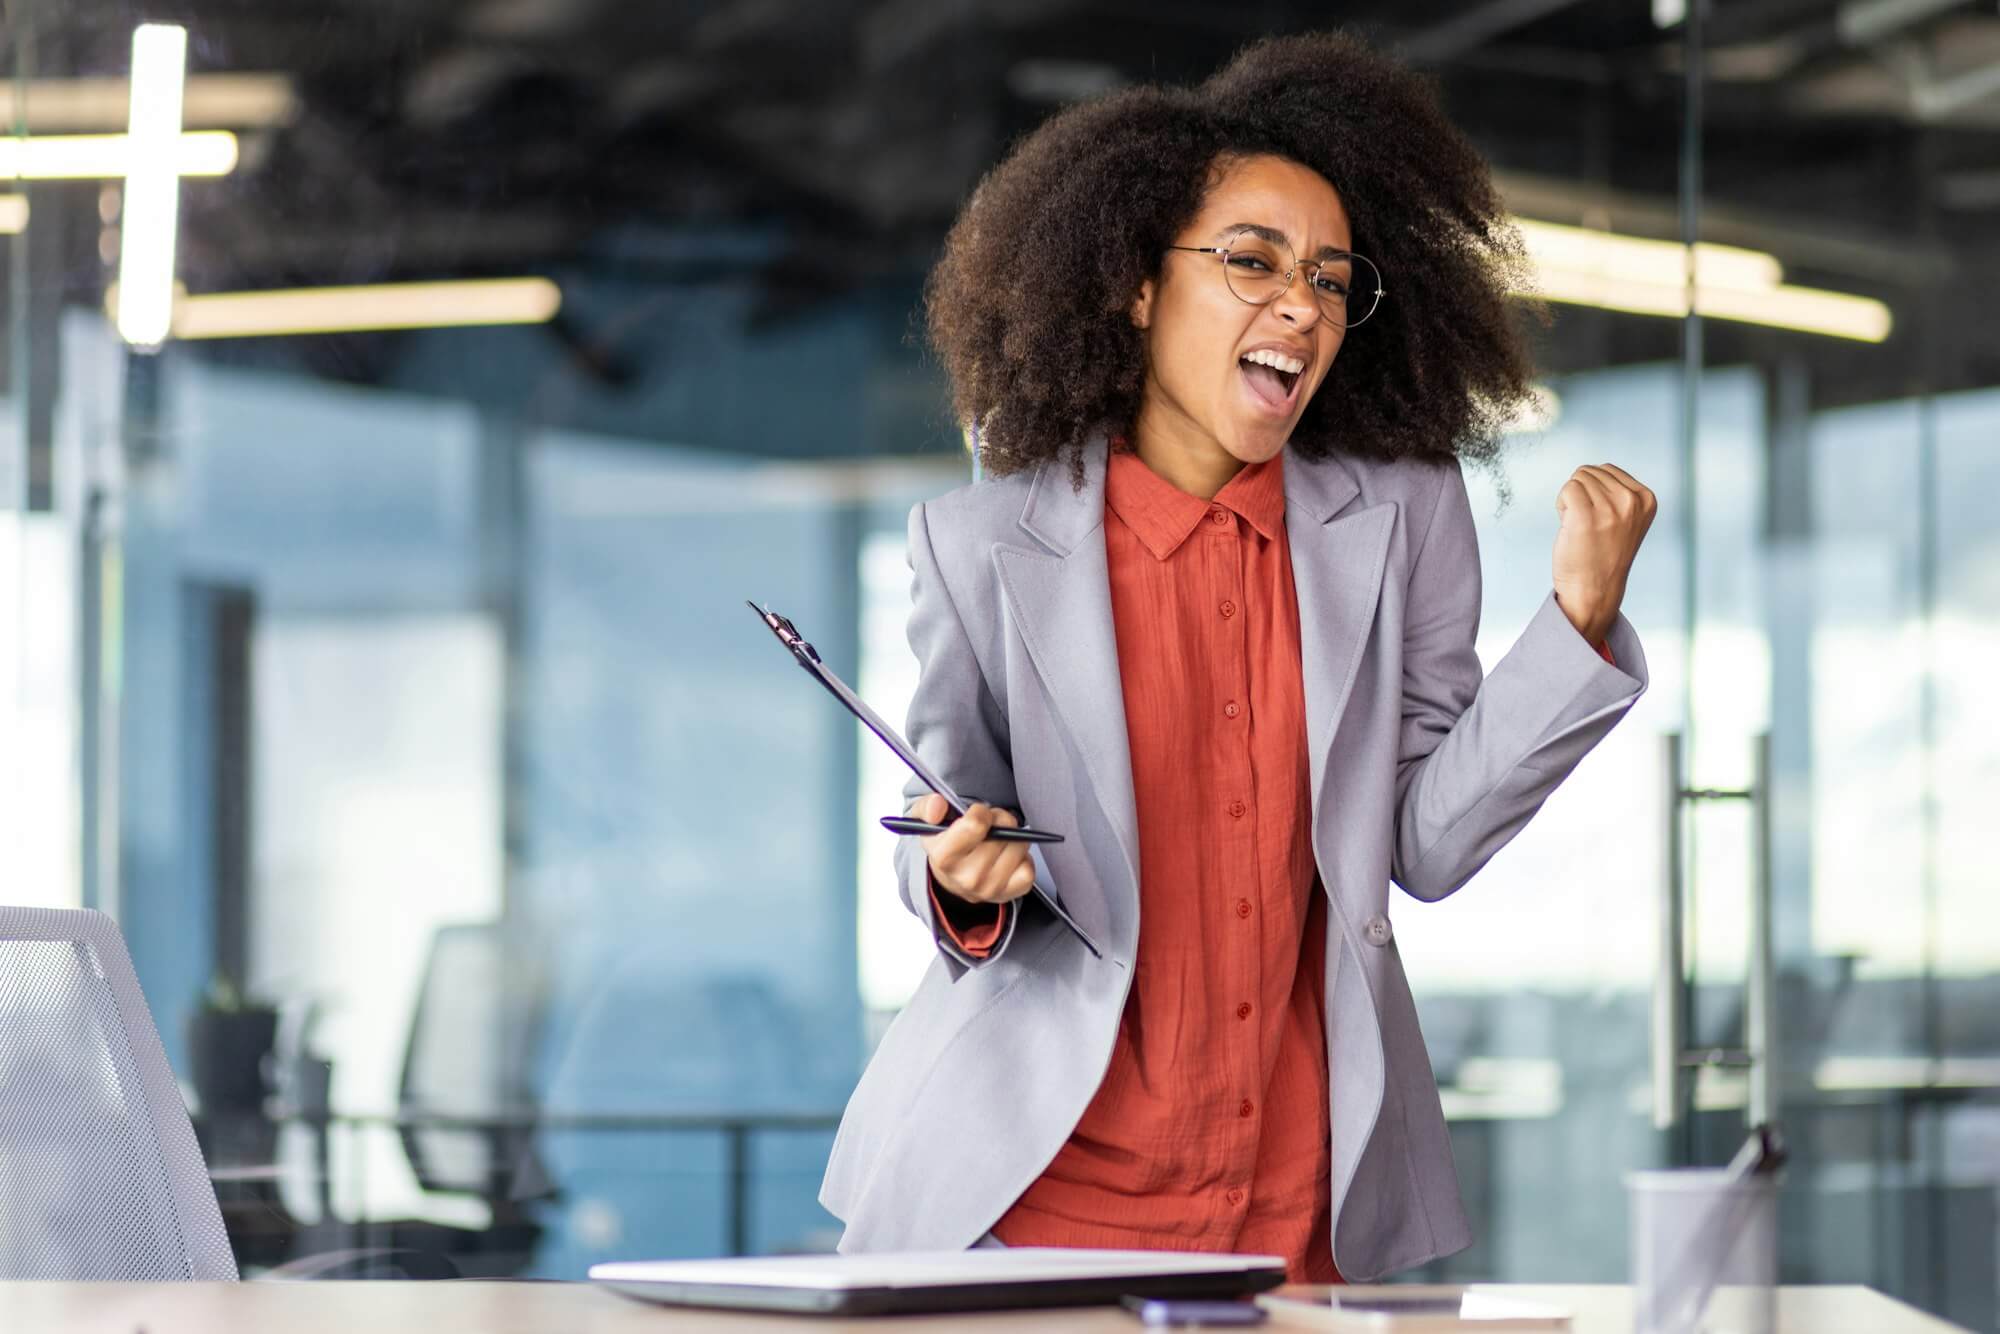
[1104,444,1288,560]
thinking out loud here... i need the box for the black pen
[879,814,1064,843]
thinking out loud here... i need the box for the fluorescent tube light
[0,195,27,234]
[0,73,293,131]
[1510,217,1893,343]
[0,130,236,181]
[1514,219,1783,291]
[116,24,189,348]
[162,278,563,339]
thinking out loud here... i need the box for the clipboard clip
[750,602,822,665]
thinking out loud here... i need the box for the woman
[819,31,1655,1283]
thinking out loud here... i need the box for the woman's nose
[1272,273,1321,327]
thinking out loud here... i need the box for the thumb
[917,793,949,823]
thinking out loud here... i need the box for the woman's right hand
[914,793,1037,904]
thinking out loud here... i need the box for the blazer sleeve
[893,498,1024,976]
[1390,461,1650,902]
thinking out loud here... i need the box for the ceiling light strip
[0,73,294,131]
[168,278,564,339]
[0,130,236,180]
[115,24,189,349]
[1510,216,1892,342]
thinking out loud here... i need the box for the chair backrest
[0,906,237,1280]
[397,922,543,1201]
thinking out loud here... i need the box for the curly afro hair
[924,30,1544,488]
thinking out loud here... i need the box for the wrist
[1553,589,1613,650]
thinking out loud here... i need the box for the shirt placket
[1205,502,1263,1244]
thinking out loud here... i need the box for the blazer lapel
[992,439,1142,910]
[1284,451,1397,829]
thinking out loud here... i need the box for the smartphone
[1120,1295,1268,1327]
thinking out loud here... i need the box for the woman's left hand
[1552,462,1657,652]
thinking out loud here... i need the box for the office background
[0,0,1994,1325]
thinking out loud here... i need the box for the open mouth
[1239,356,1302,411]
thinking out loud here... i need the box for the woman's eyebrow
[1210,221,1349,260]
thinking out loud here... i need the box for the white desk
[0,1281,1972,1332]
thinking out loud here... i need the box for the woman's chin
[1219,426,1291,466]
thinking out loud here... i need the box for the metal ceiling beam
[1493,168,1955,284]
[1836,0,1969,46]
[1397,0,1596,63]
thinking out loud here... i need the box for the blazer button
[1364,914,1393,947]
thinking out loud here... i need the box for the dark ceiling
[12,0,2000,402]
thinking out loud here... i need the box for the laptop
[590,1247,1288,1316]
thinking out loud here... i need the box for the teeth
[1242,348,1305,375]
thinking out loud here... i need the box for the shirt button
[1236,1002,1252,1020]
[1235,899,1252,919]
[1239,1100,1255,1119]
[1226,1188,1245,1206]
[1223,700,1240,719]
[1219,599,1236,618]
[1227,799,1247,819]
[1210,507,1230,526]
[1364,914,1394,947]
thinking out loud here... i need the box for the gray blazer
[820,436,1648,1280]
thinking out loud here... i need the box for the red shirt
[943,445,1335,1279]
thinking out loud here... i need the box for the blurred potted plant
[186,974,280,1118]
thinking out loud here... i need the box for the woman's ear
[1129,278,1154,330]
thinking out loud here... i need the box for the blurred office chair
[0,906,238,1280]
[324,922,548,1277]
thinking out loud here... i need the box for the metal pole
[1654,731,1687,1133]
[1746,732,1776,1127]
[726,1123,751,1256]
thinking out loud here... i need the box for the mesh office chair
[0,906,237,1280]
[368,922,546,1276]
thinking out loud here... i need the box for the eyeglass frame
[1164,235,1386,329]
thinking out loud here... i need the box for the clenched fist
[1552,463,1656,651]
[914,793,1038,905]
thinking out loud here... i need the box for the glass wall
[1,1,1994,1322]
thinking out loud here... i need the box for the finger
[964,836,1032,896]
[1593,463,1659,517]
[1567,467,1619,517]
[958,856,1017,904]
[980,847,1036,902]
[1002,860,1036,900]
[960,844,1016,896]
[1591,462,1642,491]
[1577,465,1637,513]
[987,806,1021,829]
[1556,475,1593,519]
[908,793,949,824]
[930,802,995,869]
[933,841,998,901]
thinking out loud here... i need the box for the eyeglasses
[1166,231,1385,329]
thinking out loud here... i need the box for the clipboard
[748,601,1101,957]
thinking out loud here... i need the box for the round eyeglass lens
[1221,239,1382,328]
[1309,252,1382,328]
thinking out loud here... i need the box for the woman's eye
[1314,273,1351,296]
[1228,255,1274,272]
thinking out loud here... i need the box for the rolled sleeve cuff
[928,870,1010,958]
